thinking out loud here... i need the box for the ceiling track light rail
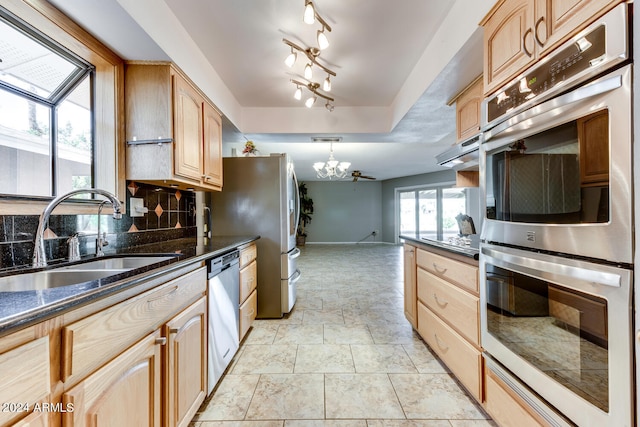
[282,39,336,77]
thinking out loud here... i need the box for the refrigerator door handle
[291,269,302,284]
[289,247,301,260]
[292,169,300,236]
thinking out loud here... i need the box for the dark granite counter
[0,235,259,337]
[400,234,479,260]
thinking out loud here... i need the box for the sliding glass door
[398,186,467,240]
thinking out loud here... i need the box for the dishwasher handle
[208,250,239,278]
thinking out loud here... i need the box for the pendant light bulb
[323,75,331,92]
[294,86,302,100]
[303,1,315,24]
[284,50,297,68]
[305,95,317,108]
[304,63,313,80]
[317,27,330,50]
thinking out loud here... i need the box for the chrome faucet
[32,188,123,267]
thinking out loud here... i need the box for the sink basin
[0,255,179,292]
[0,269,130,292]
[60,255,178,271]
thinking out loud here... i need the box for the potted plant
[297,182,314,246]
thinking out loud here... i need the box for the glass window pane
[0,19,82,100]
[0,87,51,196]
[418,190,437,235]
[443,188,467,237]
[400,191,416,235]
[56,76,92,197]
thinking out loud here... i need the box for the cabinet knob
[155,337,167,346]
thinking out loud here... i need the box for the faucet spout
[32,188,123,268]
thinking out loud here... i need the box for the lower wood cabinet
[62,331,163,427]
[239,289,257,340]
[164,297,207,427]
[238,243,258,341]
[403,244,417,329]
[484,367,549,427]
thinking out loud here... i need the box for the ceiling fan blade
[361,175,376,180]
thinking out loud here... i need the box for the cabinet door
[536,0,623,56]
[202,101,223,190]
[578,109,609,186]
[173,74,203,182]
[165,297,207,427]
[403,244,417,329]
[62,332,162,427]
[456,78,483,142]
[482,0,535,95]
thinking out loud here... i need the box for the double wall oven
[480,4,633,426]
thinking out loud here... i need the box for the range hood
[436,134,481,169]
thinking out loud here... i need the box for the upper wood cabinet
[454,77,483,142]
[125,62,223,191]
[481,0,624,95]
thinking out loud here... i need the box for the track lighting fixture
[304,63,313,80]
[303,0,315,24]
[323,75,331,92]
[317,26,329,50]
[284,47,297,67]
[294,86,302,100]
[282,39,336,78]
[290,79,334,111]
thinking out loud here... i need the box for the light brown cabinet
[484,368,550,427]
[238,243,258,341]
[577,109,609,186]
[62,332,163,427]
[455,77,483,142]
[164,297,208,427]
[403,244,417,329]
[481,0,623,95]
[125,62,223,191]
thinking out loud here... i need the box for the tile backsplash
[0,182,197,271]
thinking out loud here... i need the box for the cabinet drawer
[239,289,257,341]
[417,268,480,346]
[239,260,257,303]
[485,368,550,427]
[12,408,49,427]
[0,336,50,426]
[61,267,206,384]
[417,302,482,401]
[239,244,257,268]
[416,248,478,294]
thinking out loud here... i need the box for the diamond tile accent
[127,182,139,196]
[154,203,164,217]
[175,190,182,201]
[175,221,182,229]
[43,228,58,239]
[128,224,139,233]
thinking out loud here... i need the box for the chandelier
[282,1,336,111]
[313,140,350,179]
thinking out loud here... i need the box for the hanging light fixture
[313,139,350,179]
[323,74,331,91]
[317,25,330,50]
[284,47,297,67]
[303,0,316,24]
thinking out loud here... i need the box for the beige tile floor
[191,244,496,427]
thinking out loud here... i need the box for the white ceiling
[47,0,493,181]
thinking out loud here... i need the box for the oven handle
[481,246,621,288]
[485,73,622,142]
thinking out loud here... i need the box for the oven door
[480,243,633,426]
[481,64,632,264]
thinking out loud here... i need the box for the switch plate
[130,197,147,217]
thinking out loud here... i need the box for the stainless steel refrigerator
[209,154,301,318]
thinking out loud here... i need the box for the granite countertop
[400,234,480,260]
[0,235,259,337]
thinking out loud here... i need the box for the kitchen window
[399,185,468,239]
[0,7,94,198]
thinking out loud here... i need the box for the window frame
[0,0,124,214]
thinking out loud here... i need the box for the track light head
[317,27,329,50]
[325,102,334,112]
[303,1,315,24]
[305,95,317,108]
[323,75,331,92]
[284,49,297,67]
[304,63,313,80]
[294,86,302,100]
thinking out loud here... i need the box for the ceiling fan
[351,170,376,182]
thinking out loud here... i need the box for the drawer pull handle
[434,333,448,352]
[433,263,447,274]
[433,293,448,308]
[534,16,546,47]
[169,328,179,334]
[147,286,179,303]
[523,27,534,57]
[155,337,167,346]
[246,308,255,317]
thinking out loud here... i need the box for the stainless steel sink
[0,269,130,292]
[0,255,179,292]
[60,255,178,271]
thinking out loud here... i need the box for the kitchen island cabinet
[403,244,417,329]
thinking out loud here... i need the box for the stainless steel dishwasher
[207,250,240,394]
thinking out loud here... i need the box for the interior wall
[303,181,382,244]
